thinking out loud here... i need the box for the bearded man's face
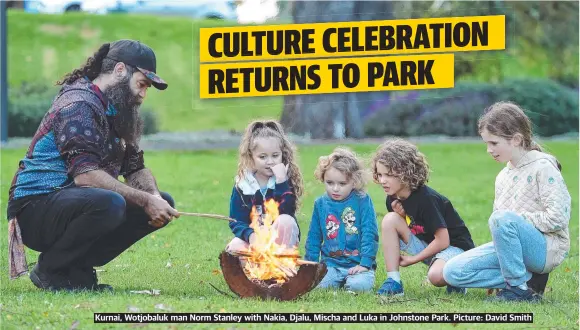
[104,72,144,144]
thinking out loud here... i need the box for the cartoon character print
[341,207,358,235]
[405,215,425,235]
[325,215,340,239]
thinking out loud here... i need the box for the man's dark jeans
[15,186,174,274]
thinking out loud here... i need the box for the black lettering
[337,27,350,52]
[379,26,395,50]
[418,60,435,84]
[225,68,238,93]
[367,62,383,87]
[414,24,430,49]
[251,31,266,56]
[302,29,316,54]
[286,30,301,55]
[397,25,413,50]
[472,22,488,46]
[351,27,364,51]
[308,65,321,89]
[267,30,283,56]
[323,28,336,53]
[255,67,270,92]
[328,63,342,88]
[454,22,470,47]
[365,26,378,51]
[208,69,224,93]
[430,23,443,48]
[208,33,222,58]
[342,63,359,88]
[223,33,239,57]
[445,23,453,47]
[383,62,399,86]
[273,67,289,91]
[289,65,307,90]
[241,32,252,56]
[400,61,417,85]
[239,67,254,92]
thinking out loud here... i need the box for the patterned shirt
[7,77,145,210]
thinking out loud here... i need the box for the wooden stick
[229,250,299,259]
[179,212,237,222]
[297,260,318,265]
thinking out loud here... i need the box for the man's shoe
[527,272,549,295]
[488,285,541,302]
[29,264,73,292]
[69,267,113,292]
[446,285,467,295]
[377,278,404,296]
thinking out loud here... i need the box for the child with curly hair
[373,138,475,297]
[304,147,379,292]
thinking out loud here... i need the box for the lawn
[7,11,283,133]
[0,141,578,329]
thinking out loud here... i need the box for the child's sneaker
[488,285,541,302]
[446,285,467,295]
[377,278,404,296]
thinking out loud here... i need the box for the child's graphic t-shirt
[304,191,379,270]
[386,185,475,252]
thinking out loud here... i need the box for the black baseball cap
[106,39,168,90]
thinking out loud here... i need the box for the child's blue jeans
[317,266,375,292]
[443,210,547,289]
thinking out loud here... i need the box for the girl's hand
[391,199,407,218]
[271,163,289,183]
[348,265,368,275]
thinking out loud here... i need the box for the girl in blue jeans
[443,101,572,302]
[304,147,379,292]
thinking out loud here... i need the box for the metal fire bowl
[218,250,327,301]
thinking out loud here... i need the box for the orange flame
[244,198,299,284]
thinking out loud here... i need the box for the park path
[1,131,577,151]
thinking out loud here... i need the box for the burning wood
[219,250,327,301]
[219,198,327,300]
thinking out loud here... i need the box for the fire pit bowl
[219,251,327,301]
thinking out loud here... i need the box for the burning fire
[243,199,299,284]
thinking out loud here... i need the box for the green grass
[7,11,283,133]
[1,142,578,329]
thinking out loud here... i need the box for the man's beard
[104,76,144,144]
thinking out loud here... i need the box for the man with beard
[7,39,180,292]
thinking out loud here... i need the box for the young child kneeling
[372,138,475,296]
[304,147,379,292]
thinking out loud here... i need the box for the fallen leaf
[212,269,222,275]
[166,261,172,268]
[130,289,161,296]
[565,267,571,272]
[163,243,171,248]
[70,320,80,330]
[220,308,226,313]
[6,315,12,320]
[154,304,172,311]
[151,235,156,240]
[184,264,190,269]
[95,269,105,273]
[127,306,141,313]
[43,312,49,317]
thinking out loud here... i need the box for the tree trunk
[280,1,394,139]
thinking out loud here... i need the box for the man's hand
[399,255,419,267]
[271,163,288,183]
[391,199,406,218]
[144,194,180,228]
[348,265,368,275]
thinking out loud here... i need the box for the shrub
[364,78,579,137]
[8,83,160,137]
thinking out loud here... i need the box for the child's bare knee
[381,212,404,230]
[428,261,447,287]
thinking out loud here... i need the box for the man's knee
[159,192,175,208]
[89,189,126,229]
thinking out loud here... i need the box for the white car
[23,0,131,14]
